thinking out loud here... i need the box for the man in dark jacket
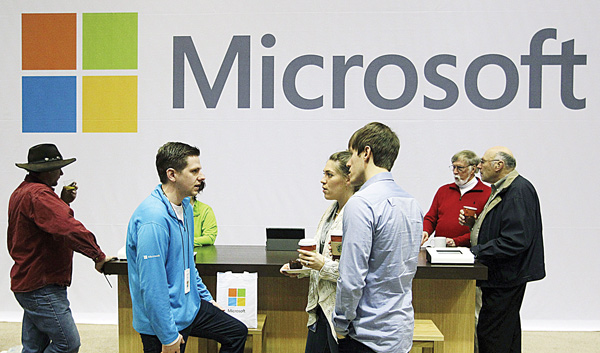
[468,146,545,353]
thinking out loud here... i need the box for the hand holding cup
[463,206,477,228]
[330,234,342,260]
[60,180,78,204]
[298,249,325,271]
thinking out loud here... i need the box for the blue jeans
[14,285,80,353]
[140,299,248,353]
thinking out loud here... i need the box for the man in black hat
[7,143,111,353]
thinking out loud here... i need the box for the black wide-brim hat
[16,143,76,173]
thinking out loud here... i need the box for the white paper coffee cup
[298,238,317,252]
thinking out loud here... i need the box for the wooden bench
[246,314,267,353]
[411,319,444,353]
[191,313,267,353]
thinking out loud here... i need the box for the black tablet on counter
[266,228,305,251]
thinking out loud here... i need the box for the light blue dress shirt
[333,172,423,353]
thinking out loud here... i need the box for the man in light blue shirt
[333,122,423,353]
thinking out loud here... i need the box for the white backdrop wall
[1,1,598,330]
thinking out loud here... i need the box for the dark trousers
[305,306,338,353]
[477,284,527,353]
[140,299,248,353]
[338,336,375,353]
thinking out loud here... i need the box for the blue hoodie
[126,184,213,344]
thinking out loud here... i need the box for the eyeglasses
[480,159,500,165]
[449,165,471,172]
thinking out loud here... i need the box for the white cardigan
[303,201,343,341]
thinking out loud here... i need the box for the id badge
[184,268,191,294]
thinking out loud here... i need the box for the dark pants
[305,306,338,353]
[140,299,248,353]
[338,336,375,353]
[477,284,527,353]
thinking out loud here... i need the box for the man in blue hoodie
[126,142,247,353]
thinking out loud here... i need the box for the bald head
[488,146,513,158]
[491,147,516,169]
[478,146,517,183]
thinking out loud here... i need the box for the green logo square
[83,13,138,70]
[237,288,246,298]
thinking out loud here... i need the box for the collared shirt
[489,172,511,199]
[471,170,518,246]
[7,175,106,292]
[334,172,423,353]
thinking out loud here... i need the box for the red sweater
[7,175,105,292]
[423,179,491,247]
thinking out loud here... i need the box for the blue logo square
[22,76,76,133]
[228,297,237,307]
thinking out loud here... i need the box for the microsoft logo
[228,288,246,307]
[21,13,138,133]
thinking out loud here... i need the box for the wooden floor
[1,322,599,353]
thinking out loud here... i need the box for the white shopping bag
[216,271,258,328]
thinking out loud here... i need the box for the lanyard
[162,189,189,270]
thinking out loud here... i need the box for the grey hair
[451,150,480,166]
[496,151,517,169]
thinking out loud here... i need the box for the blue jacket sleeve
[195,267,213,301]
[134,223,180,345]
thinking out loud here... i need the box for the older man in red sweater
[422,150,491,247]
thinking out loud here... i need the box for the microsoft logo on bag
[21,12,138,133]
[228,288,246,307]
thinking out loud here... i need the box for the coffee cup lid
[463,206,477,210]
[298,238,316,246]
